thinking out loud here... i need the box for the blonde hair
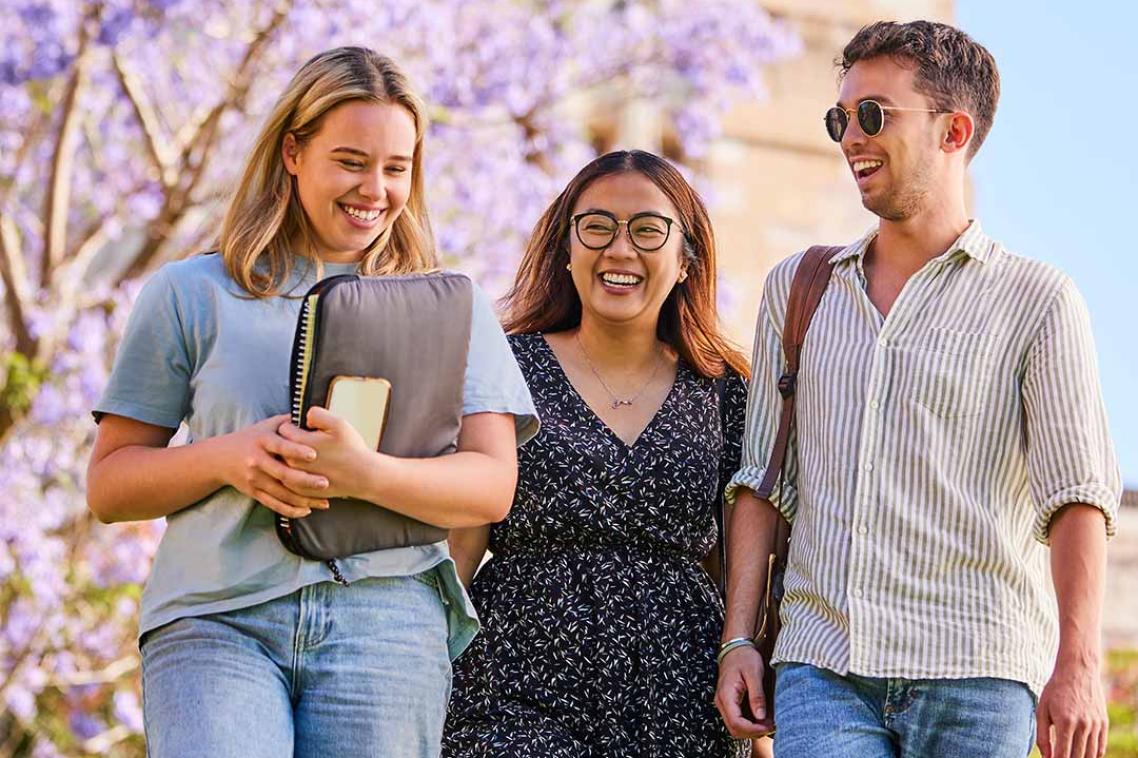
[219,47,436,297]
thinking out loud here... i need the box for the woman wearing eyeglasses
[443,150,751,757]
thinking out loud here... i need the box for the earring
[566,263,573,272]
[678,271,688,283]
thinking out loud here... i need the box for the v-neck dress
[443,333,749,758]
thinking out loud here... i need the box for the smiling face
[282,100,417,263]
[567,171,686,330]
[838,57,951,221]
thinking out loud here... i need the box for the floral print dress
[444,333,749,758]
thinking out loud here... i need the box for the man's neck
[872,195,971,276]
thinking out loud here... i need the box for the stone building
[597,0,954,344]
[708,0,954,345]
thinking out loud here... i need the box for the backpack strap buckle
[777,372,797,399]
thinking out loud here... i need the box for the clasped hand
[225,408,375,518]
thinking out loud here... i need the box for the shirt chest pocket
[908,328,996,418]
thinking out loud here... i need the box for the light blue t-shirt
[95,254,539,659]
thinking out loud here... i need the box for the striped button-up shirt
[726,221,1121,695]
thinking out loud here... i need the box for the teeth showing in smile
[341,204,382,221]
[601,272,643,287]
[852,160,884,175]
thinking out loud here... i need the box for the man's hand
[715,645,775,739]
[1036,659,1108,758]
[1039,503,1111,758]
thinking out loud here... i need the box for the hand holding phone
[325,376,392,451]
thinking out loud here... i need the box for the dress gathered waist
[494,540,702,564]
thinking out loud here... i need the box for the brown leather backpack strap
[754,246,840,501]
[749,246,840,723]
[747,246,840,726]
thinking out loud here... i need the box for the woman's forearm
[88,414,328,524]
[280,410,521,529]
[358,450,517,529]
[87,433,231,523]
[449,526,491,586]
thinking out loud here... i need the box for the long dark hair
[501,150,748,379]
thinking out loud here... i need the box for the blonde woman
[87,47,536,757]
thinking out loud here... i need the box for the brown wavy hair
[839,21,1000,160]
[501,150,749,380]
[219,47,435,297]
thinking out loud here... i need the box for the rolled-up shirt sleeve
[1022,275,1121,544]
[725,257,799,523]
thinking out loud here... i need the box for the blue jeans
[773,663,1036,758]
[141,573,452,758]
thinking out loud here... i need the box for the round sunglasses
[824,99,952,142]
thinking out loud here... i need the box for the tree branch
[55,218,110,312]
[0,578,48,711]
[514,108,554,174]
[40,6,98,291]
[171,103,213,160]
[111,52,176,189]
[0,82,59,207]
[0,212,35,357]
[47,655,137,688]
[181,0,294,168]
[119,0,294,282]
[80,725,134,754]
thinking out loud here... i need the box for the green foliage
[0,353,47,417]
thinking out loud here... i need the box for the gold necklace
[574,332,664,409]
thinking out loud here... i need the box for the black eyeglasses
[571,211,677,253]
[824,99,952,142]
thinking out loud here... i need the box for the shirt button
[853,588,864,598]
[877,338,888,348]
[864,462,874,472]
[858,525,868,534]
[870,400,880,410]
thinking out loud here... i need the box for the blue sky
[957,1,1137,487]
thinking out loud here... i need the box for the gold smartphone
[326,376,392,451]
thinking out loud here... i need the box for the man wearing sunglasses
[716,20,1120,758]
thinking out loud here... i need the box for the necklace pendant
[612,399,633,409]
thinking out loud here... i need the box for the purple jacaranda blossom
[6,685,37,723]
[97,7,136,46]
[113,688,144,732]
[30,738,66,758]
[68,710,105,741]
[4,598,41,651]
[29,384,68,426]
